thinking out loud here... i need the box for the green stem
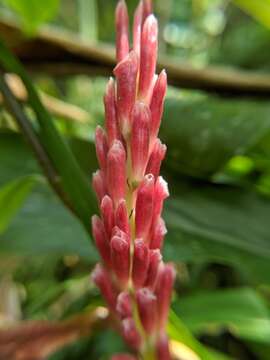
[125,141,157,359]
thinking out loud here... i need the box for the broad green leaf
[0,42,97,231]
[0,131,40,186]
[0,131,97,187]
[162,97,270,178]
[2,0,60,33]
[0,182,97,261]
[0,175,39,234]
[164,179,270,283]
[0,131,97,260]
[233,0,270,29]
[173,288,270,344]
[169,310,232,360]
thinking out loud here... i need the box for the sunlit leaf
[233,0,270,29]
[173,288,270,344]
[2,0,60,33]
[169,311,232,360]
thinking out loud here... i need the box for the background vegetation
[1,0,270,359]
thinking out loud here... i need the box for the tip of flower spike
[143,14,158,42]
[113,50,138,76]
[115,0,128,27]
[115,0,129,62]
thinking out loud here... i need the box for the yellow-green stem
[125,141,156,359]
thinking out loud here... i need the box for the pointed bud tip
[144,14,158,33]
[137,287,156,302]
[91,214,100,226]
[111,235,129,251]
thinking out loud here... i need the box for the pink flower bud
[95,126,108,172]
[146,139,166,178]
[116,199,130,235]
[152,176,169,221]
[142,0,153,23]
[135,174,155,239]
[150,217,167,250]
[157,333,171,360]
[114,51,138,137]
[132,239,150,288]
[116,291,132,319]
[150,70,167,143]
[145,249,162,288]
[136,288,157,333]
[138,15,158,102]
[122,317,142,350]
[91,264,117,310]
[133,1,143,57]
[92,170,107,203]
[101,195,115,238]
[111,235,130,285]
[92,215,111,267]
[107,140,126,205]
[131,102,150,182]
[111,355,137,360]
[104,78,120,147]
[115,0,129,62]
[111,225,127,240]
[155,263,175,329]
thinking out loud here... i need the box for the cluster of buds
[91,1,175,359]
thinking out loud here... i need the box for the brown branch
[0,307,108,360]
[1,18,270,96]
[0,74,89,124]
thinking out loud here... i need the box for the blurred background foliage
[1,0,270,359]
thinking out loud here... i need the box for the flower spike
[92,1,174,358]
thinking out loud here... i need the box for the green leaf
[173,288,270,344]
[164,179,270,283]
[162,97,270,178]
[0,131,40,186]
[2,0,60,34]
[0,42,97,230]
[233,0,270,29]
[169,310,232,360]
[0,175,39,234]
[0,131,97,260]
[0,182,97,261]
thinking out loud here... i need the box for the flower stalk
[91,1,175,358]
